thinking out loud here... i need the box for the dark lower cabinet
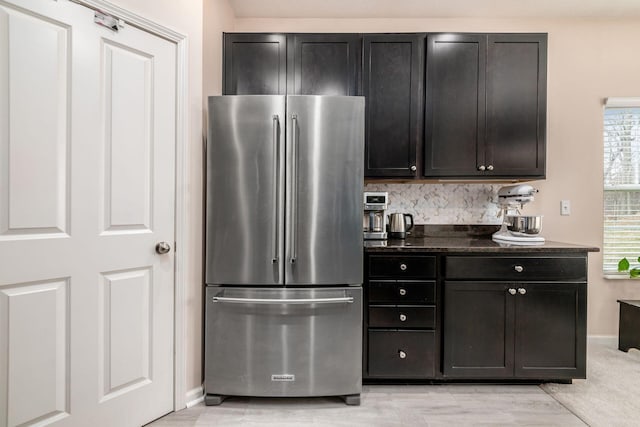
[368,330,435,378]
[223,33,287,95]
[443,281,586,379]
[443,282,514,377]
[365,254,437,380]
[514,283,586,378]
[287,33,361,95]
[363,34,425,177]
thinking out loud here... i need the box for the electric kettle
[388,213,414,239]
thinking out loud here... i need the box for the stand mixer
[492,184,545,245]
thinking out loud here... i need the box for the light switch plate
[561,200,571,216]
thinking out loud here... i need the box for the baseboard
[185,385,204,408]
[588,335,617,346]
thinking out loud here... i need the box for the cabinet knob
[514,265,524,273]
[518,288,527,295]
[478,165,486,171]
[398,350,407,359]
[410,165,417,172]
[399,263,407,271]
[508,288,517,295]
[399,313,407,322]
[487,165,494,171]
[399,288,407,296]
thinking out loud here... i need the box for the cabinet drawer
[368,255,436,279]
[445,256,587,281]
[368,330,435,378]
[369,306,435,329]
[369,281,435,304]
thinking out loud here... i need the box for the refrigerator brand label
[271,374,295,382]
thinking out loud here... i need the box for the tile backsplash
[365,183,502,225]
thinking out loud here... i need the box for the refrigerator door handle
[272,114,280,266]
[289,113,298,265]
[212,296,354,305]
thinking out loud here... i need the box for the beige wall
[226,17,640,336]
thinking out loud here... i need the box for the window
[603,97,640,276]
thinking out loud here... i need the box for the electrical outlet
[561,200,571,216]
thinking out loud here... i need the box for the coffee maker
[363,191,388,240]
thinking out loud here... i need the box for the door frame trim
[71,0,190,411]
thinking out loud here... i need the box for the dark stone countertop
[364,225,600,253]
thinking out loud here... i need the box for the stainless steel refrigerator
[204,95,364,405]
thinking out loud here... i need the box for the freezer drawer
[205,286,362,398]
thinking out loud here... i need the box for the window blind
[603,100,640,276]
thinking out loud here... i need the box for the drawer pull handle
[399,313,407,322]
[399,263,407,271]
[398,350,407,359]
[514,265,524,273]
[399,288,407,296]
[508,288,517,295]
[518,288,527,295]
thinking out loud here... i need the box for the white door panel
[102,40,154,233]
[0,0,176,426]
[99,267,152,401]
[0,4,70,238]
[0,279,70,427]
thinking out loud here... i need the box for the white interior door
[0,1,176,426]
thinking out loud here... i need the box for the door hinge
[94,10,125,32]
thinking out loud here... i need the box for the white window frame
[603,97,640,278]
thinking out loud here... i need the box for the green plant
[618,257,640,277]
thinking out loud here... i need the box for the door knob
[399,313,407,322]
[518,288,527,295]
[155,242,171,254]
[508,288,517,295]
[398,350,407,359]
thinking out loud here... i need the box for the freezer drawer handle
[212,296,354,305]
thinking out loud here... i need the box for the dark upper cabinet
[287,34,361,95]
[424,34,487,177]
[223,33,287,95]
[424,33,547,179]
[223,33,360,96]
[363,34,425,178]
[222,32,547,180]
[485,34,547,177]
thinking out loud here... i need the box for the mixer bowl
[505,215,542,234]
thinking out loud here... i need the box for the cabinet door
[223,33,287,95]
[287,34,360,95]
[443,281,514,377]
[424,34,487,177]
[514,283,586,379]
[363,34,425,177]
[485,34,547,178]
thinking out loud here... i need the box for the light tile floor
[149,338,640,426]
